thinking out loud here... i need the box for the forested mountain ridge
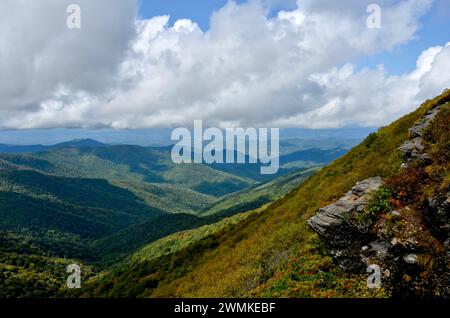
[0,137,338,297]
[0,142,344,215]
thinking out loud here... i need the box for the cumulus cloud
[0,0,449,129]
[274,42,450,128]
[0,0,136,124]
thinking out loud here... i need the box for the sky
[358,0,450,74]
[0,0,449,137]
[139,0,297,30]
[138,0,450,75]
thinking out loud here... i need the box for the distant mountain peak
[53,138,107,148]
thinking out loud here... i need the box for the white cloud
[0,0,136,122]
[1,0,449,130]
[279,42,450,128]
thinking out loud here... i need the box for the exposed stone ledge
[399,105,442,163]
[308,177,383,271]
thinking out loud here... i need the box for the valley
[0,133,347,297]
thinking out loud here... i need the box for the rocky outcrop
[308,177,383,271]
[399,105,442,163]
[399,138,430,163]
[308,103,450,297]
[425,193,450,240]
[309,176,449,296]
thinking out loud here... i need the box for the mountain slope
[0,145,253,214]
[0,165,172,263]
[0,142,347,215]
[0,139,107,154]
[90,168,322,264]
[198,167,320,217]
[80,90,450,298]
[0,169,165,237]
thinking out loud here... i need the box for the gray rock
[399,137,423,156]
[351,177,384,196]
[308,177,384,271]
[306,103,450,296]
[425,194,450,238]
[370,240,392,259]
[308,177,383,239]
[408,106,441,138]
[399,105,441,163]
[360,240,394,271]
[404,254,418,264]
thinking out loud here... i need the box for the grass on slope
[115,181,216,214]
[76,209,263,297]
[199,167,320,217]
[128,211,256,267]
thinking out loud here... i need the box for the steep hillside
[199,167,320,216]
[309,99,450,297]
[0,170,164,239]
[0,166,171,264]
[80,90,450,298]
[0,164,224,263]
[90,169,322,264]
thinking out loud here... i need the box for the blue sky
[139,0,450,75]
[359,0,450,74]
[138,0,244,29]
[138,0,297,30]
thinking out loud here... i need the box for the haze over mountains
[0,127,371,147]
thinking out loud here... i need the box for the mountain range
[0,134,346,297]
[1,90,448,298]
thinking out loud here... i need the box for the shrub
[385,164,428,204]
[367,186,395,216]
[344,187,395,233]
